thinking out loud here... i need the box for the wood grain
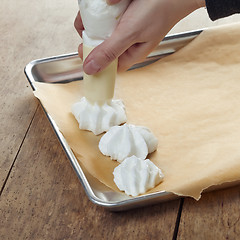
[178,187,240,240]
[0,106,180,240]
[0,0,79,188]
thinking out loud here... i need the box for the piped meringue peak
[99,124,158,162]
[71,97,127,135]
[113,156,164,197]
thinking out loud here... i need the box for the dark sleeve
[205,0,240,20]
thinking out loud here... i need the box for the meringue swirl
[113,156,164,196]
[99,124,158,162]
[72,97,127,135]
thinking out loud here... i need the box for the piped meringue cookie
[71,97,127,135]
[113,156,164,197]
[99,124,158,162]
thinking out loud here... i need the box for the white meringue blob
[113,156,164,196]
[72,97,127,135]
[99,124,158,162]
[78,0,130,45]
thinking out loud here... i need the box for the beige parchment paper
[34,23,240,200]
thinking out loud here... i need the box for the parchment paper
[34,23,240,200]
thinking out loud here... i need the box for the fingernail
[84,60,101,75]
[106,0,119,5]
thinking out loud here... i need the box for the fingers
[117,41,159,72]
[107,0,122,5]
[83,28,134,74]
[74,11,84,37]
[78,43,83,60]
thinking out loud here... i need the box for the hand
[75,0,205,75]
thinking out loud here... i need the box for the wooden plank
[0,106,180,240]
[0,0,79,187]
[0,36,38,187]
[178,186,240,239]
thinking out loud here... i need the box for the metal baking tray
[25,30,204,211]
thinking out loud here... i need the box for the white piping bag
[78,0,131,104]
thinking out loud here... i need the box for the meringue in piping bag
[99,124,158,162]
[78,0,131,45]
[113,156,164,197]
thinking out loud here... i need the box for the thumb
[83,30,133,75]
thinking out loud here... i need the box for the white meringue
[72,97,127,135]
[113,156,164,196]
[78,0,130,45]
[99,124,158,162]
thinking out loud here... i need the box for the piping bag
[72,0,130,135]
[78,0,131,104]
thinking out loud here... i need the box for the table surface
[1,1,240,239]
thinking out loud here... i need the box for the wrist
[195,0,206,8]
[181,0,203,14]
[167,0,202,24]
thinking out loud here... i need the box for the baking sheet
[25,24,240,210]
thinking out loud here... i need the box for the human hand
[75,0,205,75]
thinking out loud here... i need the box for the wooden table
[1,1,240,239]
